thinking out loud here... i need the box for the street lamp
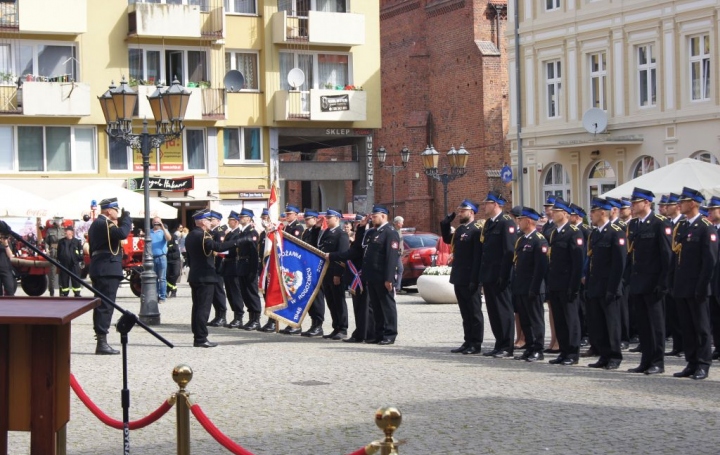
[98,77,191,325]
[377,146,410,219]
[421,144,470,215]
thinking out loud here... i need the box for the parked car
[400,230,440,287]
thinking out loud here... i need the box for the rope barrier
[188,399,257,455]
[70,373,175,430]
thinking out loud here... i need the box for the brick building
[375,0,510,232]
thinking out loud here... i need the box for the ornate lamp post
[98,77,191,325]
[377,146,410,219]
[421,144,470,215]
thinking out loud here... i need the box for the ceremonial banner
[266,232,328,327]
[260,230,285,310]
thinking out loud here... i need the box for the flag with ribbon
[347,260,363,295]
[265,231,328,327]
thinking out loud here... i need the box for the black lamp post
[421,144,470,215]
[98,77,191,325]
[377,146,410,219]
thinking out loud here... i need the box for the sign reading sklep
[320,94,349,112]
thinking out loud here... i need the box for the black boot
[301,323,323,337]
[260,320,277,332]
[224,314,244,329]
[208,313,226,327]
[242,312,261,331]
[95,334,120,355]
[170,289,177,298]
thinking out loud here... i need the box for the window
[225,51,259,90]
[0,42,79,83]
[279,51,351,90]
[632,156,659,178]
[692,151,719,165]
[108,129,206,172]
[689,34,710,101]
[279,0,347,15]
[545,60,561,118]
[0,126,95,172]
[128,47,208,86]
[637,44,656,107]
[223,127,262,162]
[589,52,606,110]
[545,0,560,11]
[543,163,570,202]
[588,160,616,207]
[224,0,256,14]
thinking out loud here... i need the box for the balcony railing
[128,0,224,39]
[201,88,225,119]
[275,89,367,122]
[272,10,365,46]
[0,1,17,29]
[0,81,91,116]
[0,0,86,34]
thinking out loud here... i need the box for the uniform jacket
[88,214,132,278]
[671,216,718,298]
[301,224,320,246]
[712,224,720,297]
[541,219,555,239]
[511,231,549,296]
[285,220,304,239]
[57,237,83,265]
[186,227,239,284]
[476,212,515,284]
[330,224,367,286]
[547,223,584,293]
[440,218,482,286]
[236,225,260,277]
[626,214,672,295]
[318,226,349,278]
[362,223,400,285]
[585,222,627,298]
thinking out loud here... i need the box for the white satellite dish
[223,70,245,92]
[287,68,305,90]
[582,108,608,135]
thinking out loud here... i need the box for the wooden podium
[0,297,99,455]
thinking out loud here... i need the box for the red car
[400,231,439,287]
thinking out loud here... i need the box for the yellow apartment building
[508,0,720,209]
[0,0,380,224]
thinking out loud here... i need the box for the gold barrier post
[172,364,193,455]
[370,406,402,455]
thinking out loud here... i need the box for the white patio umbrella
[50,182,178,219]
[601,158,720,200]
[0,182,53,217]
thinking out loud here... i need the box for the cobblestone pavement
[7,280,720,455]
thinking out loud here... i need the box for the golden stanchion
[172,364,193,455]
[369,406,402,455]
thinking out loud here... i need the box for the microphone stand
[5,227,173,455]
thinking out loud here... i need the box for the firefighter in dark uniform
[300,209,325,336]
[440,199,483,354]
[284,204,304,239]
[363,205,400,345]
[319,208,350,340]
[625,188,672,375]
[541,195,557,239]
[584,197,627,370]
[257,208,278,333]
[186,209,244,348]
[541,195,560,353]
[511,207,549,362]
[475,191,516,358]
[278,205,309,335]
[707,196,720,360]
[662,192,685,356]
[569,203,591,350]
[328,213,375,343]
[88,197,132,355]
[220,211,245,329]
[207,211,229,327]
[607,197,634,350]
[671,187,718,380]
[57,225,84,297]
[546,198,585,365]
[236,208,262,331]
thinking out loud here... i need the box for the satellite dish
[223,70,245,92]
[287,68,305,90]
[582,108,608,135]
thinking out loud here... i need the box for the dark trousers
[190,281,214,343]
[323,277,348,331]
[665,293,684,352]
[223,275,244,317]
[368,282,397,342]
[516,294,545,353]
[482,283,514,351]
[549,291,580,359]
[308,288,325,324]
[709,296,720,354]
[239,274,262,314]
[578,285,588,339]
[676,296,712,372]
[166,260,181,292]
[620,284,631,342]
[632,293,665,369]
[0,268,14,296]
[350,285,373,341]
[587,296,623,362]
[58,261,81,295]
[454,285,484,346]
[211,279,227,317]
[91,276,121,335]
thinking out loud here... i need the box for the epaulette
[701,218,713,226]
[535,232,545,239]
[611,224,622,232]
[502,214,512,221]
[654,214,667,221]
[474,221,483,229]
[582,224,590,230]
[569,224,579,231]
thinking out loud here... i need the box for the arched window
[632,156,659,178]
[543,163,571,202]
[588,160,616,207]
[692,151,719,164]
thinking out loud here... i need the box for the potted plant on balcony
[416,266,457,304]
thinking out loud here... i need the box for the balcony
[272,10,365,47]
[0,81,90,116]
[135,85,224,121]
[275,89,366,122]
[0,0,87,34]
[128,1,224,39]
